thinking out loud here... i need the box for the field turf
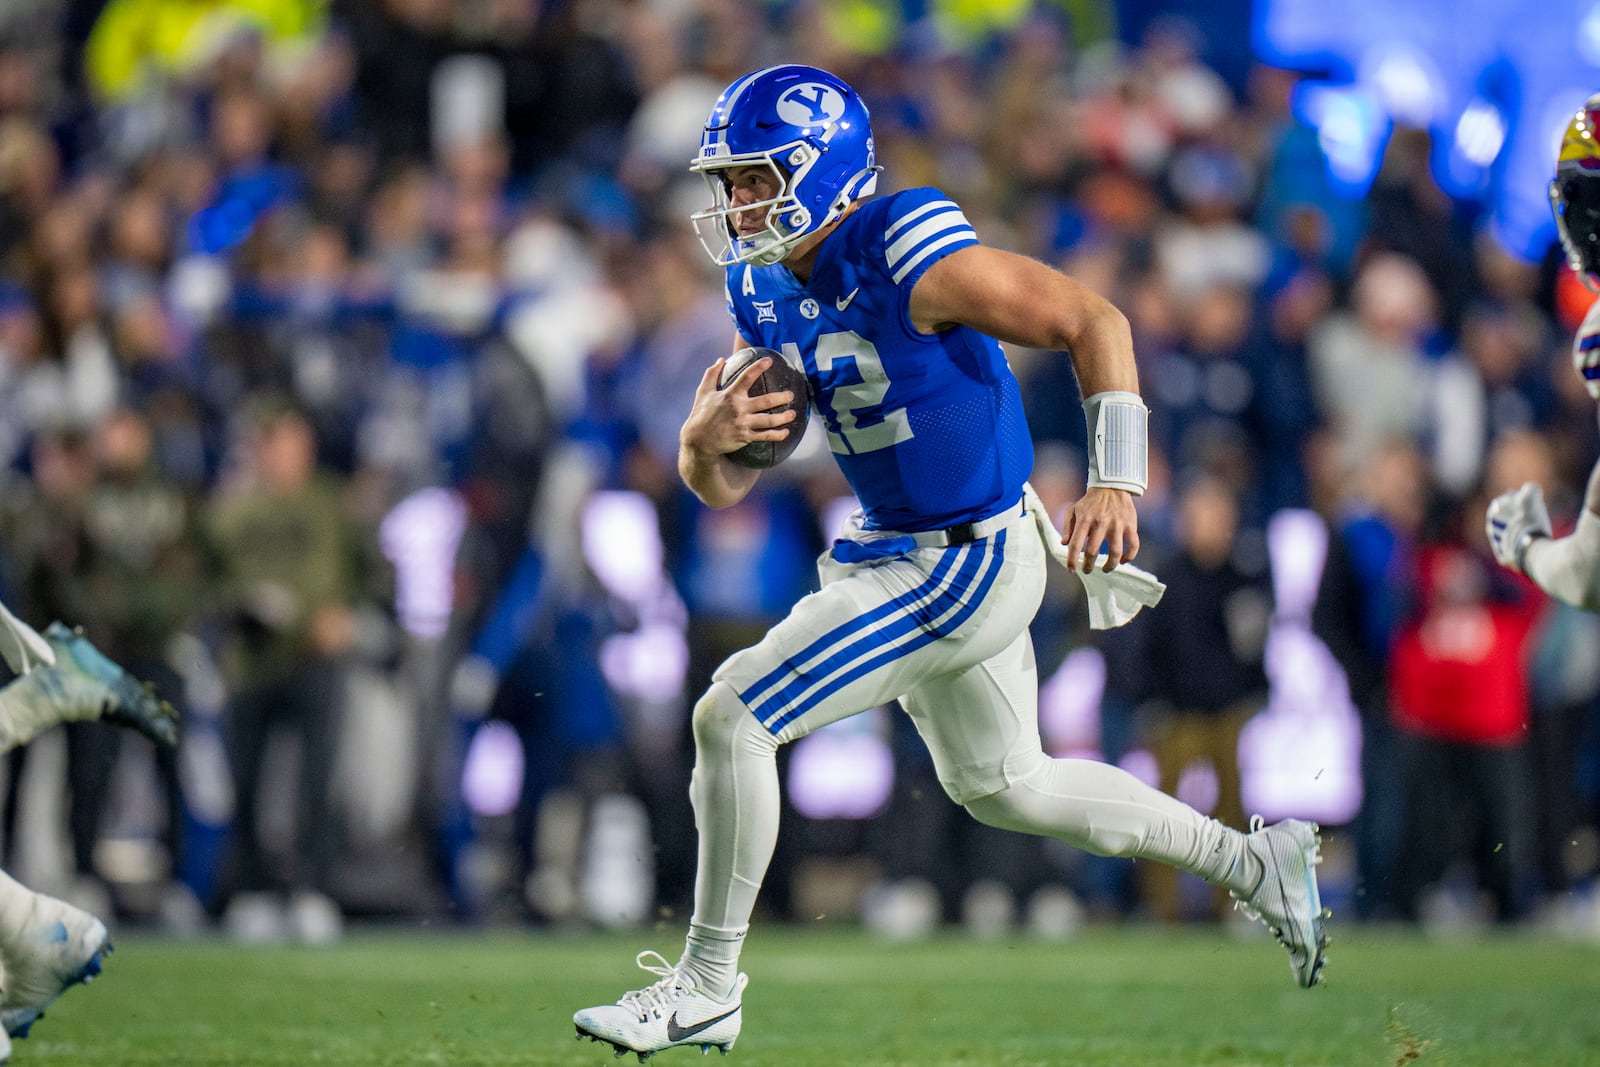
[13,926,1600,1066]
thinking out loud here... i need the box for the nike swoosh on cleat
[665,1005,739,1042]
[835,288,860,311]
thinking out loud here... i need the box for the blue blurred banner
[1256,0,1600,261]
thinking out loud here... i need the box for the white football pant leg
[686,681,780,936]
[682,515,1039,992]
[902,623,1258,891]
[963,755,1260,893]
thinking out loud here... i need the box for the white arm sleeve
[1524,510,1600,612]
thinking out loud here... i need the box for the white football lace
[619,951,689,1022]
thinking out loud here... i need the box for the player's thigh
[712,552,940,741]
[716,528,1042,745]
[899,625,1045,806]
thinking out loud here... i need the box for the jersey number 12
[785,331,913,456]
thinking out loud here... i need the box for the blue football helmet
[689,65,879,267]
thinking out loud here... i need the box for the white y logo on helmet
[776,84,845,128]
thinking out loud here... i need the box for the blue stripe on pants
[738,544,965,710]
[748,542,985,727]
[763,529,1009,735]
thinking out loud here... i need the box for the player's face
[723,165,782,236]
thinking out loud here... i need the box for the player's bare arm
[678,348,798,509]
[910,244,1142,572]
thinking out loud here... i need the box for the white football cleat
[1231,816,1329,989]
[0,890,110,1039]
[574,951,746,1061]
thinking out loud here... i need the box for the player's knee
[963,781,1129,857]
[691,681,773,759]
[690,682,741,753]
[963,786,1033,834]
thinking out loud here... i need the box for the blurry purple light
[788,711,894,820]
[1119,748,1160,789]
[820,495,861,543]
[583,491,666,605]
[599,623,689,700]
[379,487,468,640]
[1039,647,1107,755]
[1175,761,1219,816]
[1267,509,1329,620]
[462,720,524,817]
[1243,509,1364,824]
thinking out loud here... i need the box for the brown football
[717,346,811,469]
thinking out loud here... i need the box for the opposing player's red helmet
[1551,93,1600,290]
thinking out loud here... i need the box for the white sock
[680,922,747,1001]
[964,754,1264,895]
[679,683,780,1000]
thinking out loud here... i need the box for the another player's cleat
[42,622,179,747]
[574,951,746,1059]
[0,889,111,1039]
[1231,816,1328,989]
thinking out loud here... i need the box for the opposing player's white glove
[1485,481,1551,573]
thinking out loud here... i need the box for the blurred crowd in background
[0,0,1597,944]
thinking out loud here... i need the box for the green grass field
[12,926,1600,1066]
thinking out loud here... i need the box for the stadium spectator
[1313,439,1429,919]
[1308,253,1438,476]
[1138,474,1270,921]
[1390,505,1542,924]
[205,397,380,944]
[78,406,201,915]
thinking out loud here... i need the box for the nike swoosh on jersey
[835,288,860,311]
[665,1005,740,1042]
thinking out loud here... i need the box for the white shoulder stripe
[886,211,973,270]
[891,230,976,284]
[885,199,960,241]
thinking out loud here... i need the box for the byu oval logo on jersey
[776,84,845,128]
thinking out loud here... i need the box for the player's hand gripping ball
[718,347,810,469]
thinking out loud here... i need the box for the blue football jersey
[724,187,1033,532]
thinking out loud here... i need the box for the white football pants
[681,501,1257,995]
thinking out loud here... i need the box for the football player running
[576,65,1327,1060]
[1488,93,1600,608]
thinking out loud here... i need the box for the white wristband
[1082,390,1148,496]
